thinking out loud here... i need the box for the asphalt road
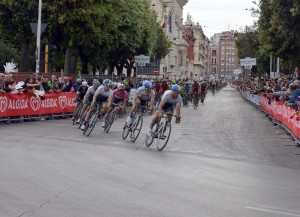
[1,86,300,217]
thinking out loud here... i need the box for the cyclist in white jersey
[148,84,182,136]
[81,79,113,130]
[126,80,155,125]
[76,79,100,123]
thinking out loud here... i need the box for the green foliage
[0,40,20,71]
[258,0,300,70]
[0,0,171,73]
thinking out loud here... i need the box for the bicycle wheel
[122,123,130,140]
[193,100,197,109]
[157,121,171,151]
[73,102,83,125]
[130,116,143,143]
[145,123,156,147]
[104,110,116,133]
[78,109,88,129]
[85,111,99,137]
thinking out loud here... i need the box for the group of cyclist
[71,77,223,139]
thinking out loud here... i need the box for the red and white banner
[0,93,76,117]
[260,95,300,138]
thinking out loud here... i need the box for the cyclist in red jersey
[190,80,200,105]
[200,81,208,103]
[160,80,169,95]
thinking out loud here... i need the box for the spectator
[72,78,82,92]
[42,77,50,93]
[0,73,5,93]
[3,74,15,93]
[23,76,40,94]
[63,77,73,92]
[48,75,64,93]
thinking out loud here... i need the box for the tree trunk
[19,41,31,72]
[64,48,70,74]
[81,60,88,74]
[69,48,77,74]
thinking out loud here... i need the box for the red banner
[260,95,300,138]
[0,93,76,117]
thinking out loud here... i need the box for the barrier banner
[0,93,76,117]
[260,95,300,139]
[246,92,260,106]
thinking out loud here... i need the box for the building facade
[208,31,239,80]
[150,0,189,79]
[182,14,209,80]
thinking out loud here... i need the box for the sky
[182,0,257,38]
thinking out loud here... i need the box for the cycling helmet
[143,80,152,89]
[103,79,111,86]
[118,83,126,90]
[81,81,88,87]
[93,79,100,84]
[171,84,181,91]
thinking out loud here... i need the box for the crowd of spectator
[234,67,300,108]
[0,73,129,95]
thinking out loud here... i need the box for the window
[212,50,217,56]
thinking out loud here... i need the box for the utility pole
[35,0,42,73]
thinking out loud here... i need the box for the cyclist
[71,81,88,121]
[200,80,208,101]
[76,79,100,124]
[101,83,129,128]
[126,80,155,125]
[182,81,191,105]
[148,84,182,137]
[80,79,113,130]
[190,80,200,104]
[211,79,216,95]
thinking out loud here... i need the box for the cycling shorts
[112,97,124,106]
[138,97,147,107]
[162,102,174,115]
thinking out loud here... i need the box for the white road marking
[246,206,300,217]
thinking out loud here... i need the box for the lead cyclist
[147,84,182,137]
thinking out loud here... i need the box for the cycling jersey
[135,86,155,102]
[183,84,191,94]
[76,86,88,101]
[111,89,129,101]
[201,83,207,92]
[191,84,200,93]
[160,84,169,94]
[161,90,182,108]
[95,86,112,103]
[84,86,98,104]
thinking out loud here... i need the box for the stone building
[208,31,239,80]
[182,14,209,80]
[150,0,189,79]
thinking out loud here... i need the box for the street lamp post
[36,0,42,73]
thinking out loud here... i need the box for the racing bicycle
[104,103,124,133]
[83,102,105,137]
[122,105,149,142]
[72,99,83,125]
[193,93,199,109]
[145,113,179,151]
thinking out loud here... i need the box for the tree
[0,0,38,72]
[0,40,20,71]
[258,0,300,70]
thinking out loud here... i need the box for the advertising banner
[0,93,76,117]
